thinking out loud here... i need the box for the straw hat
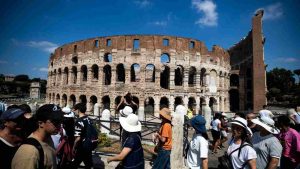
[119,114,141,132]
[159,108,172,121]
[251,116,279,134]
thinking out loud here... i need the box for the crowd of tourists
[1,94,300,169]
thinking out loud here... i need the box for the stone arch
[160,97,169,109]
[79,95,87,104]
[89,95,98,113]
[72,56,78,64]
[229,89,239,112]
[69,94,76,107]
[131,63,140,82]
[209,97,217,112]
[188,66,197,87]
[103,65,111,85]
[102,95,110,110]
[175,65,184,86]
[145,64,155,82]
[64,67,69,84]
[91,64,99,80]
[160,65,170,89]
[230,74,239,86]
[144,97,155,117]
[116,64,125,83]
[104,53,112,62]
[56,94,60,105]
[174,96,183,110]
[62,94,67,107]
[81,65,88,82]
[161,53,170,63]
[188,97,196,110]
[71,66,77,84]
[200,68,206,86]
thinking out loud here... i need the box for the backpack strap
[23,138,44,169]
[228,143,252,169]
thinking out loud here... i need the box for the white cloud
[0,60,8,64]
[151,12,174,27]
[256,2,283,20]
[277,57,298,63]
[192,0,218,27]
[153,21,167,26]
[39,67,48,72]
[134,0,151,8]
[11,39,58,53]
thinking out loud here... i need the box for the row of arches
[48,92,229,117]
[49,64,230,90]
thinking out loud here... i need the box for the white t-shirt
[187,133,208,169]
[211,119,221,131]
[259,109,274,118]
[293,112,300,124]
[227,141,257,169]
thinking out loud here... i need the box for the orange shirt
[160,123,172,150]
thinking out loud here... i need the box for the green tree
[14,74,29,82]
[294,69,300,84]
[267,68,295,93]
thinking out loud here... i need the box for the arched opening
[103,65,111,85]
[104,53,112,62]
[229,89,239,112]
[90,95,98,113]
[52,93,55,103]
[72,66,77,84]
[116,64,125,83]
[230,74,239,86]
[145,64,155,82]
[160,66,170,89]
[64,67,69,84]
[72,56,78,64]
[175,66,184,86]
[144,97,155,118]
[174,96,183,110]
[132,96,139,110]
[58,68,62,85]
[79,95,87,104]
[69,95,76,107]
[115,96,122,112]
[131,63,140,82]
[92,64,99,80]
[53,69,56,86]
[56,94,60,105]
[209,97,217,113]
[160,97,169,109]
[160,53,170,63]
[188,66,196,87]
[102,95,110,110]
[200,97,205,113]
[62,94,67,107]
[200,68,206,86]
[81,65,88,82]
[188,97,196,110]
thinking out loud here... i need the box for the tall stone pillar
[94,103,100,116]
[169,68,175,90]
[183,70,188,89]
[138,98,145,121]
[196,96,200,115]
[169,95,174,112]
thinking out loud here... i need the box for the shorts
[211,129,221,140]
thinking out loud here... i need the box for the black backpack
[22,138,44,169]
[82,118,99,151]
[218,143,252,169]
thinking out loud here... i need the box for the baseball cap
[0,108,25,120]
[36,104,64,123]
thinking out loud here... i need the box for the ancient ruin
[46,10,266,116]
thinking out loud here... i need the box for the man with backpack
[12,104,64,169]
[72,103,98,169]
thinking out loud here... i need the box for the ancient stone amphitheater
[46,34,232,117]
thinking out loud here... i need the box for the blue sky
[0,0,299,79]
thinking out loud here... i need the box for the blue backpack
[82,118,99,151]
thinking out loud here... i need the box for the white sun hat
[62,107,75,118]
[119,114,141,132]
[251,116,279,134]
[119,106,133,117]
[230,117,253,137]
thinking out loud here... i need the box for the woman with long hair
[227,117,256,169]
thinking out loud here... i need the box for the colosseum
[46,10,266,117]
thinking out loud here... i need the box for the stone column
[169,95,174,112]
[196,96,200,115]
[77,67,82,85]
[138,98,145,121]
[154,97,160,117]
[94,103,100,116]
[87,67,92,86]
[111,67,116,86]
[101,109,111,134]
[183,70,188,89]
[203,104,212,129]
[196,70,201,90]
[171,106,187,169]
[169,68,175,90]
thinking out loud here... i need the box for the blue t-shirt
[122,133,144,169]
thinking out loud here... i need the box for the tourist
[117,92,138,113]
[211,113,222,154]
[227,117,256,169]
[186,114,208,169]
[152,107,172,169]
[287,108,300,132]
[246,113,259,133]
[12,104,64,169]
[0,108,26,169]
[119,106,134,145]
[72,103,94,169]
[251,116,282,169]
[220,112,228,149]
[276,115,300,169]
[107,114,144,168]
[259,105,274,119]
